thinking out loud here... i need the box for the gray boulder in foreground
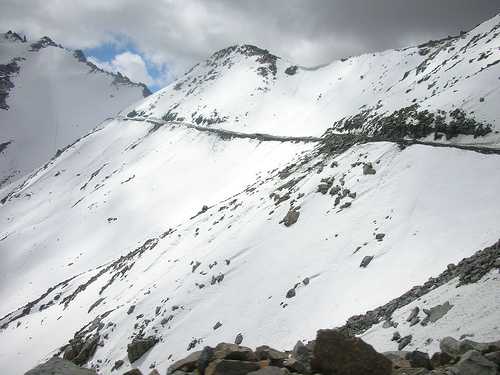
[24,357,96,375]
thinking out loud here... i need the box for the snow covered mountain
[1,14,500,375]
[0,31,151,188]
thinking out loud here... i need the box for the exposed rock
[234,333,244,345]
[205,359,260,375]
[405,351,432,369]
[123,370,143,375]
[285,288,296,298]
[392,331,401,341]
[24,357,97,375]
[398,335,413,350]
[282,208,300,227]
[213,321,223,330]
[127,336,158,363]
[311,329,392,375]
[255,345,288,365]
[127,305,136,315]
[449,350,497,375]
[430,351,453,368]
[406,307,420,322]
[167,350,203,374]
[198,346,215,375]
[375,233,386,241]
[421,301,453,325]
[248,367,290,375]
[363,163,376,175]
[111,359,124,371]
[214,343,256,361]
[73,334,99,366]
[148,370,161,375]
[484,351,500,366]
[360,255,374,268]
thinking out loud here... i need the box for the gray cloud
[1,0,498,82]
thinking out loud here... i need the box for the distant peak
[30,36,60,51]
[3,30,26,43]
[210,44,280,62]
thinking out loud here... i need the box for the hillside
[0,31,151,187]
[1,14,500,375]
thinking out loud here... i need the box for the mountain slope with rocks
[1,14,500,375]
[0,31,151,187]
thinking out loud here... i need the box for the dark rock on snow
[360,255,374,268]
[311,329,392,375]
[127,336,158,363]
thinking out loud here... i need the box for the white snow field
[0,32,150,187]
[0,14,499,375]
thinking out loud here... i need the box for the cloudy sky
[1,0,498,91]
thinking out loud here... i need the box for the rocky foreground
[25,328,500,375]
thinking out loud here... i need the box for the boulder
[311,329,392,375]
[24,357,97,375]
[112,359,124,371]
[234,333,244,345]
[406,307,419,322]
[363,163,376,175]
[255,345,288,365]
[73,334,99,366]
[398,335,413,351]
[282,208,300,227]
[167,350,203,374]
[127,336,158,363]
[123,370,143,375]
[484,351,500,366]
[449,350,497,375]
[205,359,260,375]
[213,343,256,361]
[421,301,453,325]
[405,351,432,369]
[360,256,374,268]
[430,351,453,367]
[248,367,290,375]
[440,336,460,357]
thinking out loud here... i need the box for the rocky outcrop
[311,329,392,375]
[24,357,97,375]
[127,336,159,363]
[341,239,500,335]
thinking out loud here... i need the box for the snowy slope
[0,31,150,187]
[130,14,500,141]
[0,14,500,375]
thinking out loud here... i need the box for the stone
[127,305,136,315]
[205,359,260,375]
[282,208,300,227]
[311,329,392,375]
[148,370,161,375]
[392,331,401,341]
[391,369,430,374]
[167,350,202,374]
[127,336,158,363]
[123,370,143,375]
[255,345,288,365]
[405,351,432,369]
[440,336,461,357]
[449,350,497,375]
[363,163,376,175]
[214,343,256,361]
[248,367,290,375]
[198,346,215,375]
[213,321,222,330]
[73,334,99,366]
[360,255,374,268]
[430,351,453,368]
[398,335,413,351]
[112,359,124,371]
[285,288,296,298]
[406,307,419,322]
[375,233,385,241]
[282,358,309,374]
[24,357,97,375]
[383,351,411,369]
[484,351,500,365]
[421,301,453,326]
[234,333,243,345]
